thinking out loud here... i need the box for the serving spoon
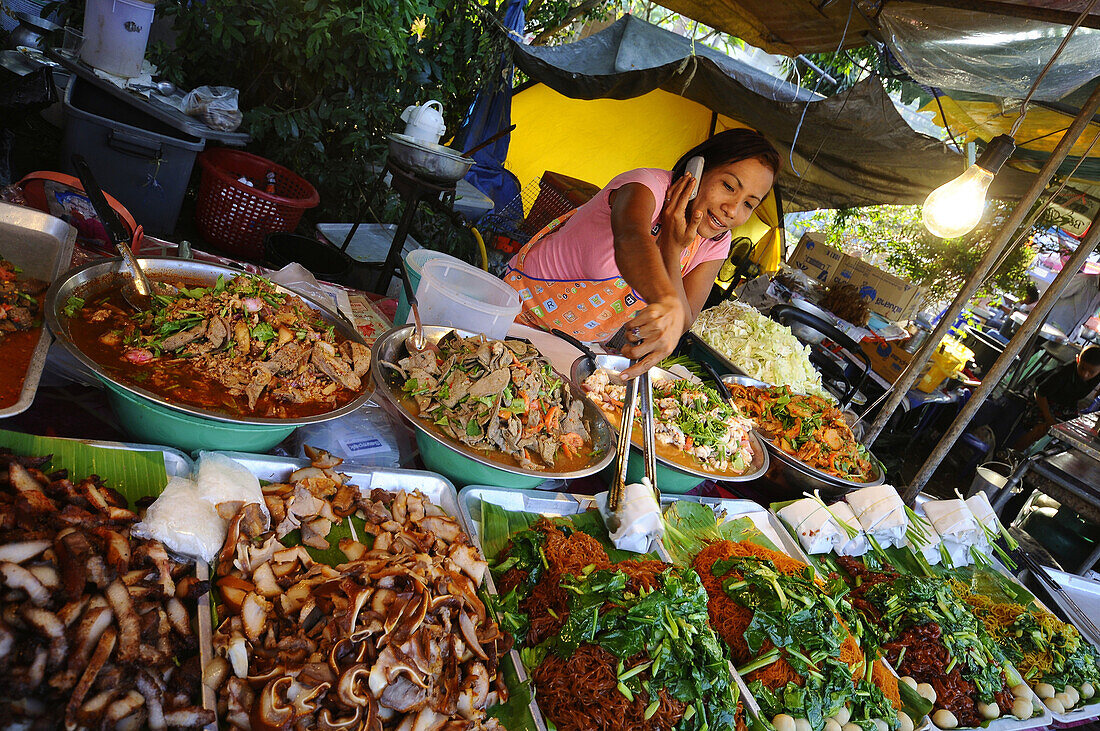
[71,155,170,312]
[397,256,426,353]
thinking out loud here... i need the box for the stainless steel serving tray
[43,257,373,425]
[770,500,1055,731]
[983,560,1100,726]
[0,202,76,418]
[570,354,769,482]
[371,324,616,480]
[669,496,939,731]
[723,374,886,494]
[199,455,540,730]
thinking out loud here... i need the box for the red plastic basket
[195,148,319,260]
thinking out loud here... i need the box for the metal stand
[371,160,456,295]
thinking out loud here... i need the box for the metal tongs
[606,364,658,532]
[1014,548,1100,640]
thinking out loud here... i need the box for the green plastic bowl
[598,453,704,494]
[103,380,296,453]
[415,431,547,489]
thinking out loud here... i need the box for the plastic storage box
[61,76,204,236]
[414,258,520,340]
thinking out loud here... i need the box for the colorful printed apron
[503,211,704,342]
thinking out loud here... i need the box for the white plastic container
[396,248,464,325]
[80,0,155,78]
[414,259,520,340]
[400,100,446,145]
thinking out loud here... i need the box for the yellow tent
[505,82,784,286]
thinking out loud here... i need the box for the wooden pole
[902,203,1100,502]
[864,82,1100,445]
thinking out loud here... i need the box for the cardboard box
[845,258,926,321]
[860,338,915,384]
[786,232,926,321]
[787,232,844,284]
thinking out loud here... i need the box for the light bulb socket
[975,134,1016,175]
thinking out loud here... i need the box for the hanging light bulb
[923,135,1017,238]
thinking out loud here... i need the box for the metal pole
[864,82,1100,445]
[902,204,1100,502]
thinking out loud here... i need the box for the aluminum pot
[722,374,885,497]
[8,12,60,50]
[44,257,374,428]
[387,133,474,183]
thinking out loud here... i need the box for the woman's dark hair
[670,128,781,182]
[1024,284,1039,304]
[1081,344,1100,366]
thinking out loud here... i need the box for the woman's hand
[620,296,686,380]
[656,173,703,256]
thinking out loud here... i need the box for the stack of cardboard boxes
[787,233,932,386]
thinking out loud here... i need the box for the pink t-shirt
[511,168,731,282]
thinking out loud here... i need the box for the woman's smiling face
[688,157,775,239]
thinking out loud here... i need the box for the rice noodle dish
[582,369,755,475]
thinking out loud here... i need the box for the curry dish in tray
[66,273,369,419]
[0,256,49,410]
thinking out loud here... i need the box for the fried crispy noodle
[873,659,903,709]
[533,644,687,731]
[517,519,611,645]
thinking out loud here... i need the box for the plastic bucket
[970,461,1011,499]
[81,0,156,78]
[396,248,465,325]
[414,259,520,340]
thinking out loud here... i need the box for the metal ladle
[71,155,166,311]
[397,256,426,353]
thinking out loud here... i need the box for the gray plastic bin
[61,76,204,236]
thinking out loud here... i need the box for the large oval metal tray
[723,374,885,494]
[570,354,768,482]
[371,324,615,481]
[44,256,373,426]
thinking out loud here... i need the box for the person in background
[1043,271,1100,340]
[1013,344,1100,451]
[503,128,780,379]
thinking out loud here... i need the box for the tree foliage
[795,203,1038,305]
[150,0,505,221]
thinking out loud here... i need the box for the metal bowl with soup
[45,258,373,450]
[371,324,615,488]
[572,355,768,492]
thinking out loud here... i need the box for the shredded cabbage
[692,301,833,401]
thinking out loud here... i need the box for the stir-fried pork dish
[388,333,594,471]
[67,274,369,418]
[0,257,46,339]
[0,256,49,409]
[583,369,756,475]
[0,449,213,729]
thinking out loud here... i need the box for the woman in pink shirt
[504,128,779,378]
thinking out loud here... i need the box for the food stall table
[1018,439,1100,575]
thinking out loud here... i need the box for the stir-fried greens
[490,518,739,731]
[727,383,875,482]
[839,558,1025,728]
[392,333,593,471]
[582,370,755,474]
[949,576,1100,697]
[68,274,368,417]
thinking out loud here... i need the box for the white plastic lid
[419,259,519,315]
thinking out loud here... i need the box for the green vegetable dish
[488,513,740,731]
